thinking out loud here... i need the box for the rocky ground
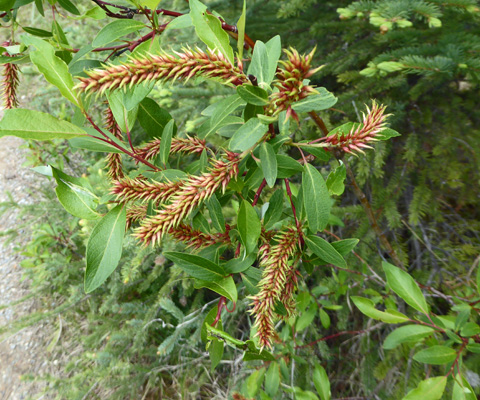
[0,135,49,400]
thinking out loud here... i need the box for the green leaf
[326,161,346,196]
[236,0,246,60]
[195,276,237,302]
[383,325,435,350]
[138,0,160,12]
[0,0,15,11]
[52,167,99,220]
[189,0,234,65]
[199,95,246,139]
[403,377,447,400]
[137,97,174,139]
[413,346,457,365]
[229,118,268,152]
[0,109,86,140]
[85,204,126,292]
[122,82,154,111]
[206,194,225,232]
[237,85,269,106]
[56,0,79,14]
[292,88,337,113]
[69,135,123,153]
[92,20,146,48]
[303,163,331,233]
[377,128,401,140]
[165,13,193,30]
[296,307,317,331]
[247,36,281,87]
[22,27,52,37]
[277,155,303,178]
[159,119,174,167]
[247,368,266,398]
[106,91,138,132]
[319,308,331,328]
[85,6,106,19]
[208,329,224,371]
[23,36,80,108]
[247,41,269,86]
[223,253,256,274]
[452,374,476,400]
[351,296,410,323]
[305,235,346,268]
[164,252,226,281]
[313,363,331,400]
[237,200,261,255]
[331,239,359,256]
[263,189,284,229]
[382,262,429,315]
[259,142,278,187]
[265,362,280,398]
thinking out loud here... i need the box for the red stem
[252,179,267,206]
[85,114,160,171]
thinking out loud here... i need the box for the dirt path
[0,135,48,400]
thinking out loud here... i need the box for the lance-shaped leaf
[313,363,331,400]
[92,20,146,48]
[292,88,337,113]
[52,167,99,220]
[229,117,268,152]
[195,276,237,302]
[199,95,246,139]
[23,36,81,108]
[305,235,346,268]
[190,0,234,65]
[351,296,409,323]
[259,142,278,187]
[402,377,446,400]
[383,325,435,350]
[383,262,429,315]
[206,194,225,232]
[236,0,246,60]
[107,91,138,132]
[303,163,331,233]
[159,119,175,166]
[237,200,261,255]
[138,97,174,139]
[413,346,457,365]
[164,252,226,281]
[452,374,476,400]
[0,109,86,140]
[237,85,269,106]
[85,204,126,292]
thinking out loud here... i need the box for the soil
[0,133,50,400]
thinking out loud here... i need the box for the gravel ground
[0,135,49,400]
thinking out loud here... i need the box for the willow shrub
[1,0,480,398]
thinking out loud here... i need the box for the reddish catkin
[134,152,240,246]
[104,107,125,180]
[321,102,390,155]
[75,47,249,95]
[168,223,231,250]
[1,55,19,109]
[266,47,322,121]
[112,176,184,204]
[250,228,300,349]
[126,204,147,228]
[135,136,208,161]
